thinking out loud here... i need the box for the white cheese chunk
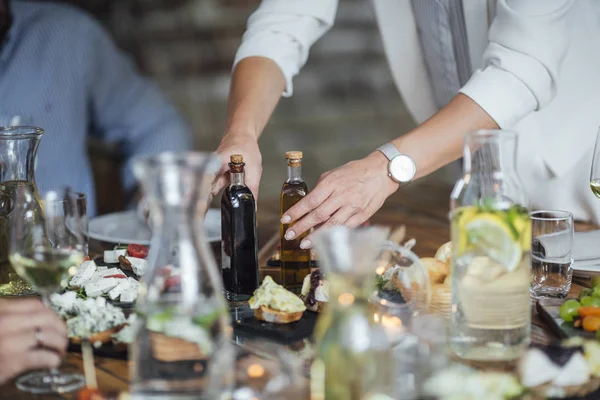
[107,279,131,300]
[90,268,122,282]
[84,278,120,297]
[553,352,590,387]
[126,257,147,277]
[519,348,561,388]
[120,290,137,303]
[104,249,127,264]
[70,260,97,288]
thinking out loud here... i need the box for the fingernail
[285,231,296,240]
[281,215,291,224]
[300,240,312,249]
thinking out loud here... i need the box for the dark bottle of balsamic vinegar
[221,154,259,301]
[280,151,311,293]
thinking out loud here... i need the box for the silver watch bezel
[388,154,416,183]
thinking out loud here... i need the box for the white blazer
[234,0,600,222]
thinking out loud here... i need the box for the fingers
[0,310,67,341]
[298,205,360,249]
[211,174,228,197]
[283,194,342,241]
[0,350,62,385]
[0,298,46,314]
[281,185,334,226]
[345,210,371,228]
[0,326,67,356]
[23,349,62,370]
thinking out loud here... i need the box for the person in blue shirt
[0,0,193,216]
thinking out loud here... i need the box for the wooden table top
[0,176,595,399]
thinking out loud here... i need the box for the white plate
[573,260,600,277]
[88,209,221,245]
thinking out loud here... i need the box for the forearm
[390,93,498,179]
[225,57,286,141]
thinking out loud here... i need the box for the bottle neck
[287,164,303,182]
[230,171,245,186]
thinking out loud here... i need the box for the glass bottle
[280,151,310,293]
[311,226,396,400]
[130,152,234,399]
[0,126,44,296]
[449,130,531,362]
[221,154,258,301]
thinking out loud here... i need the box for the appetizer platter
[67,244,148,306]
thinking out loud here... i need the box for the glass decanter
[449,130,531,361]
[0,126,44,296]
[311,226,430,400]
[130,152,234,399]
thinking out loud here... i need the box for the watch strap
[377,143,401,161]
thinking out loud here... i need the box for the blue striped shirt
[1,1,193,216]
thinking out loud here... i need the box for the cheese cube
[120,290,137,303]
[104,249,127,264]
[126,257,147,277]
[108,279,131,301]
[84,278,120,297]
[70,260,97,288]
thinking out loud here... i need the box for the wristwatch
[377,143,416,184]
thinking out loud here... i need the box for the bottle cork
[230,154,244,163]
[285,151,303,160]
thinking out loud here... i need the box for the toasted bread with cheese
[254,305,304,324]
[70,324,126,345]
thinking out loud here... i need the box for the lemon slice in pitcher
[462,214,522,272]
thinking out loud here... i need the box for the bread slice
[70,324,126,345]
[254,305,304,324]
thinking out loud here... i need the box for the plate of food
[66,244,149,307]
[88,208,221,245]
[232,276,321,344]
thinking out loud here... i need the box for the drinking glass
[9,188,86,393]
[590,127,600,197]
[531,210,574,299]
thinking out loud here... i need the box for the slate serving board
[231,304,318,344]
[536,298,596,340]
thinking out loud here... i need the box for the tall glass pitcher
[311,226,422,400]
[130,152,233,399]
[449,130,531,361]
[0,126,44,296]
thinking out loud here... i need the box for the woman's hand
[0,298,68,385]
[281,152,399,248]
[212,133,262,199]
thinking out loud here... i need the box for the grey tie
[410,0,472,109]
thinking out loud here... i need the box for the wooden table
[0,176,593,399]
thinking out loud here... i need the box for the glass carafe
[449,130,531,362]
[311,226,430,400]
[130,152,234,399]
[0,126,44,296]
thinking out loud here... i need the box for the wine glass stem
[40,292,60,391]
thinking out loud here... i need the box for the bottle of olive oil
[280,151,311,293]
[221,154,259,301]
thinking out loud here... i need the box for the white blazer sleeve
[233,0,338,97]
[459,0,575,128]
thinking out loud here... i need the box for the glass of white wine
[590,128,600,197]
[9,188,86,394]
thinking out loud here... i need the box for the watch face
[389,155,416,183]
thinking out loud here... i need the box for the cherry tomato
[583,316,600,332]
[83,256,91,262]
[77,387,104,400]
[164,276,181,290]
[127,244,148,259]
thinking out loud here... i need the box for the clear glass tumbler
[531,210,574,299]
